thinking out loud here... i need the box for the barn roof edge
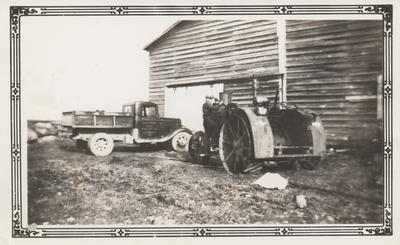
[143,20,183,51]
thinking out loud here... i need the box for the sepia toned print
[11,5,392,237]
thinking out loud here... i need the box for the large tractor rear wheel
[219,113,253,174]
[88,133,114,156]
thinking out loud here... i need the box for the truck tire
[171,131,191,152]
[88,133,114,156]
[75,139,87,151]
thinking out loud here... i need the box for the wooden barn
[144,20,383,146]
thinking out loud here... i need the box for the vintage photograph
[9,4,392,238]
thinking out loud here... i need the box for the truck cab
[122,101,182,139]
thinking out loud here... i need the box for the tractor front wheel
[188,131,209,165]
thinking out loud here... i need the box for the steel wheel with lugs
[219,113,253,174]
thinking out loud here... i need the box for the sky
[21,16,177,120]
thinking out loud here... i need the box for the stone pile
[28,121,59,143]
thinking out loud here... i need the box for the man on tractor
[202,95,224,151]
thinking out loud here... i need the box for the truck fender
[239,108,274,159]
[167,127,193,141]
[133,127,192,144]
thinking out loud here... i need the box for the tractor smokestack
[252,77,259,100]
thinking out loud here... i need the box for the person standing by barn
[202,95,223,151]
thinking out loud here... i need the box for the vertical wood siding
[285,20,383,144]
[148,20,278,116]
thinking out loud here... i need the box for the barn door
[165,84,224,131]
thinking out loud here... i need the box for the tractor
[188,78,326,175]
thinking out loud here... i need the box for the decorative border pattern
[10,5,393,237]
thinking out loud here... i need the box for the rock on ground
[33,122,58,137]
[66,217,75,223]
[296,195,307,208]
[28,128,38,143]
[326,216,335,223]
[38,135,58,143]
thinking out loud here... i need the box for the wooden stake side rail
[62,111,134,128]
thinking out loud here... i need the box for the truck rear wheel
[171,131,191,152]
[88,133,114,156]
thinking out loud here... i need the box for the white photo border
[10,5,393,237]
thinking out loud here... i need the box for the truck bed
[62,111,134,128]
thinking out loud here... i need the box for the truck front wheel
[171,131,191,152]
[88,133,114,156]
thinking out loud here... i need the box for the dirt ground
[28,138,383,225]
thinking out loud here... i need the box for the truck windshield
[141,106,157,117]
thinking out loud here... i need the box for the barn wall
[223,75,281,106]
[285,20,383,144]
[147,20,383,145]
[148,20,278,116]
